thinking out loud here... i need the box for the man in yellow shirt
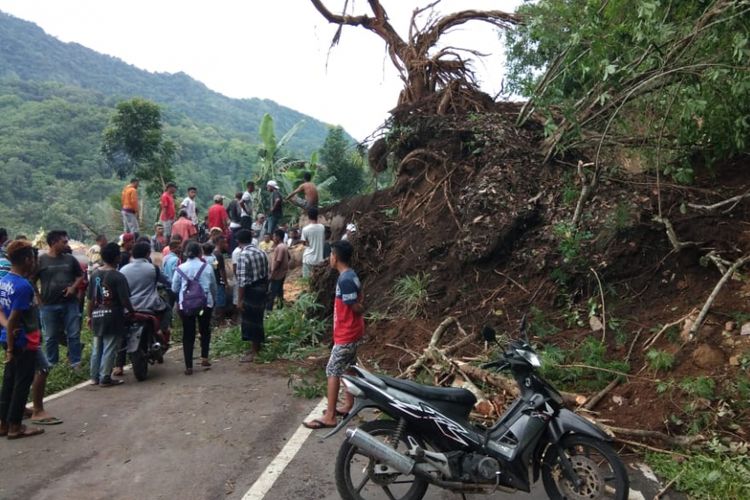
[121,178,140,234]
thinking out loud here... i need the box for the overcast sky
[0,0,521,141]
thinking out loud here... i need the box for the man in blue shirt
[0,240,45,439]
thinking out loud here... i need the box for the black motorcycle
[125,312,167,381]
[327,321,629,499]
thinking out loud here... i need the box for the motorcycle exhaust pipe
[346,428,416,476]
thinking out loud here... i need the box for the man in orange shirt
[121,178,140,235]
[171,210,197,242]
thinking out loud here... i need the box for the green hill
[0,11,350,239]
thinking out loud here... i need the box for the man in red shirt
[207,195,229,236]
[171,210,197,242]
[304,240,364,430]
[159,182,177,239]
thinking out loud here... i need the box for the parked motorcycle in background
[126,312,167,381]
[327,319,629,500]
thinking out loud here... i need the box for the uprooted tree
[310,0,520,115]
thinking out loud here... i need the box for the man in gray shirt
[35,230,84,367]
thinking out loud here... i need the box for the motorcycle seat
[379,375,477,406]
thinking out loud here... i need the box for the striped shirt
[236,244,269,287]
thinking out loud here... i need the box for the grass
[647,450,750,499]
[213,292,329,363]
[540,337,630,392]
[680,376,716,400]
[391,272,432,319]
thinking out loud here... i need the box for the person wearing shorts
[304,240,364,430]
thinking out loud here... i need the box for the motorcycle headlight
[516,349,542,368]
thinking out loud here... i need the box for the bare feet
[7,424,44,439]
[112,367,124,377]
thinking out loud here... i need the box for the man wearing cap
[207,195,229,236]
[159,182,177,239]
[121,178,140,234]
[266,180,283,237]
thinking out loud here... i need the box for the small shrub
[647,451,750,499]
[680,376,716,399]
[646,349,675,372]
[392,272,432,319]
[529,306,560,338]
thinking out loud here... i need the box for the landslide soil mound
[312,103,750,438]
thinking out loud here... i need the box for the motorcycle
[125,312,168,381]
[326,319,629,499]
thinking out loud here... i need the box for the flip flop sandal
[321,409,349,418]
[7,426,45,440]
[30,416,63,426]
[302,419,337,430]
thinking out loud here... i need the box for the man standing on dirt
[121,178,140,234]
[286,172,318,210]
[35,230,84,369]
[159,182,177,239]
[180,187,199,225]
[301,207,325,278]
[267,229,289,311]
[240,182,255,232]
[304,240,364,430]
[235,229,268,363]
[266,180,283,237]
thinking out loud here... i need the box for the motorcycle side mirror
[481,325,497,343]
[520,314,529,344]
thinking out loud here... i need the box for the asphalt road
[0,351,673,500]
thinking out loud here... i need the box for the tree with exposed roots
[310,0,520,115]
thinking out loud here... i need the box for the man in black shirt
[88,243,135,386]
[34,230,84,368]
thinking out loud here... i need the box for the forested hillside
[0,11,351,238]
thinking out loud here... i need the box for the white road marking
[43,379,92,403]
[242,397,329,500]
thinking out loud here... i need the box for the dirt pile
[312,103,750,441]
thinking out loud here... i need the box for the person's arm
[207,269,217,303]
[65,257,84,298]
[117,275,136,315]
[171,267,181,295]
[0,309,7,329]
[86,277,95,327]
[340,276,365,315]
[285,184,303,200]
[4,309,22,362]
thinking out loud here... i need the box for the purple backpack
[176,263,208,316]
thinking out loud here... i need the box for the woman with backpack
[171,241,217,375]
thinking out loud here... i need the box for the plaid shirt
[236,244,269,287]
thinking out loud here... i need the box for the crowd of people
[0,171,366,438]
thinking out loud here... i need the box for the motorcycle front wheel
[541,434,629,500]
[335,419,429,500]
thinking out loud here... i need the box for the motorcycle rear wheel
[541,434,629,500]
[130,350,148,381]
[335,419,430,500]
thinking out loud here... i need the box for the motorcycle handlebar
[480,360,509,372]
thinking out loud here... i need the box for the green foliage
[320,126,366,199]
[680,376,716,400]
[540,337,629,392]
[553,222,592,267]
[647,451,750,499]
[392,272,432,319]
[289,369,328,399]
[529,306,560,338]
[505,0,750,175]
[646,348,675,372]
[213,293,328,362]
[101,98,176,197]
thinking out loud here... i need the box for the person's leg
[100,334,120,383]
[163,220,173,240]
[114,335,127,374]
[198,308,213,363]
[278,277,285,309]
[63,301,82,367]
[306,345,345,427]
[181,313,197,372]
[89,335,103,383]
[30,349,57,422]
[39,304,60,366]
[0,357,16,433]
[266,281,276,312]
[302,263,310,278]
[7,351,36,427]
[121,211,129,233]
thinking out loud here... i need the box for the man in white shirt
[301,207,325,278]
[240,181,255,231]
[180,187,198,224]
